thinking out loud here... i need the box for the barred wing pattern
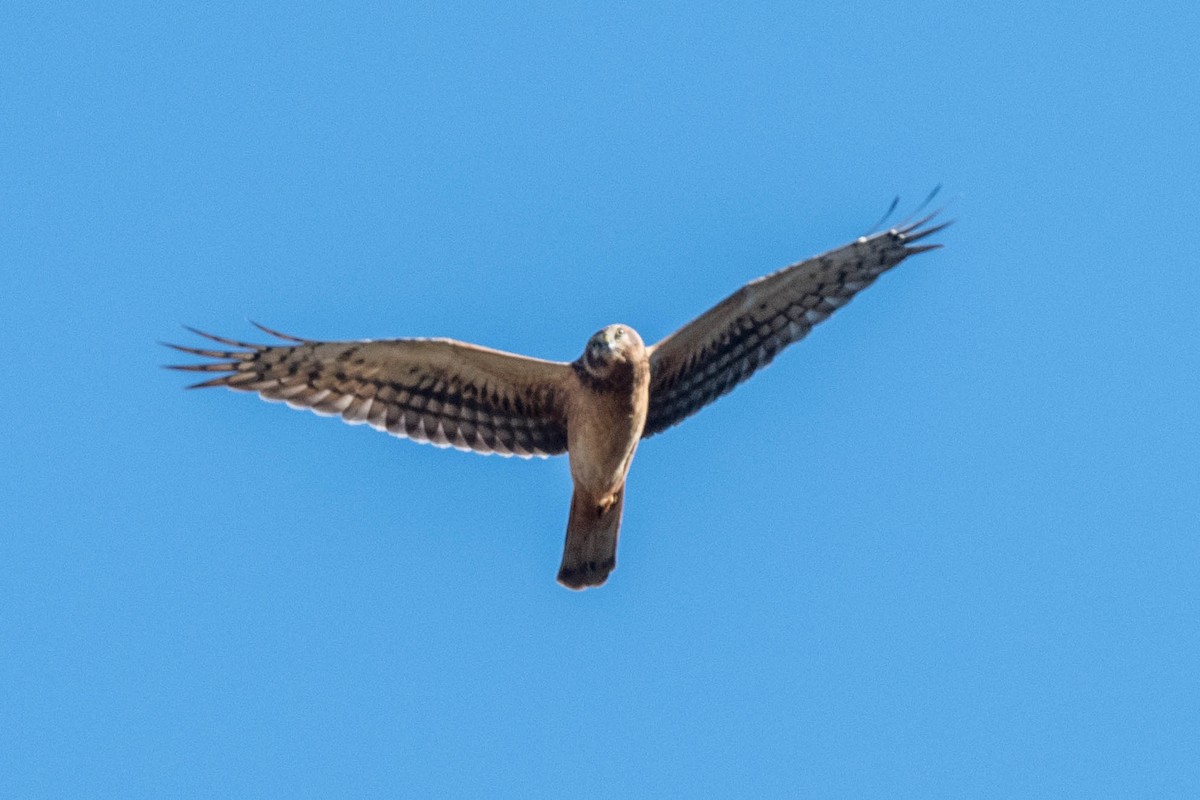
[166,327,573,458]
[642,215,948,438]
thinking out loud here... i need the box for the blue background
[3,2,1197,797]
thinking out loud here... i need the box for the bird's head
[581,324,646,379]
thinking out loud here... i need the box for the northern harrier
[166,211,948,589]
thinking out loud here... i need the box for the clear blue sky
[3,2,1197,797]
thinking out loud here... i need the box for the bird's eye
[614,327,625,339]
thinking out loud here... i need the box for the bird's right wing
[166,326,574,458]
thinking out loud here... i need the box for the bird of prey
[166,211,948,589]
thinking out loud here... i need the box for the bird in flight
[166,210,948,589]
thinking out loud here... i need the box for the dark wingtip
[888,181,955,254]
[163,331,247,386]
[183,325,261,349]
[161,341,247,359]
[863,194,901,236]
[895,184,943,228]
[163,361,241,372]
[903,217,954,244]
[249,320,311,343]
[184,375,234,389]
[905,243,944,255]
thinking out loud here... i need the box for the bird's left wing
[166,326,574,458]
[642,214,949,438]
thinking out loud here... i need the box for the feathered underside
[164,326,574,458]
[641,211,950,437]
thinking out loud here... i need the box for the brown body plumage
[166,211,948,589]
[559,325,649,588]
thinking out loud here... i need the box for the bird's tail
[557,486,625,590]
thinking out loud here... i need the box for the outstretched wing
[165,325,574,458]
[642,213,949,438]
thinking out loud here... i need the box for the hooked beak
[591,332,617,357]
